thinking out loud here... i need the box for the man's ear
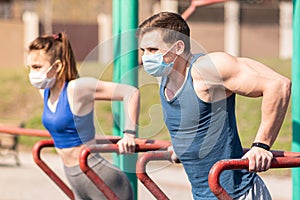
[175,40,185,55]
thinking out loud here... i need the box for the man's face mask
[29,62,57,89]
[142,43,178,77]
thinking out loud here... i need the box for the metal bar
[243,148,300,157]
[95,135,120,144]
[112,0,139,198]
[32,140,75,200]
[292,1,300,199]
[79,139,171,200]
[208,156,300,200]
[0,126,50,137]
[32,136,122,200]
[181,0,227,20]
[80,147,120,200]
[136,151,173,200]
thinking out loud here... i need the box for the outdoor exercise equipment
[32,135,171,200]
[32,136,124,200]
[181,0,227,20]
[32,139,75,199]
[136,150,174,200]
[292,0,300,199]
[135,149,300,200]
[208,152,300,200]
[79,139,171,200]
[0,126,50,137]
[112,0,139,198]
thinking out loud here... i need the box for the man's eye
[149,48,158,53]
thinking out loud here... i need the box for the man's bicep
[219,56,267,97]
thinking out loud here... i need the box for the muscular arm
[195,52,291,171]
[215,53,291,147]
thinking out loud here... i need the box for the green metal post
[292,0,300,199]
[112,0,139,199]
[112,0,121,167]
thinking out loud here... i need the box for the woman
[26,32,139,200]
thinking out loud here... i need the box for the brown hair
[137,12,190,53]
[28,32,78,82]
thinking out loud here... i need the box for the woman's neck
[49,79,65,103]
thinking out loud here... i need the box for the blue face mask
[142,48,178,77]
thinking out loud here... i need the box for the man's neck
[169,52,192,82]
[165,52,192,99]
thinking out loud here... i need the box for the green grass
[0,58,293,175]
[236,58,292,151]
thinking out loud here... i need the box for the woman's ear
[175,40,185,55]
[54,60,62,72]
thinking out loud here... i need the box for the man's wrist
[251,142,271,151]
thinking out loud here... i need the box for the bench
[0,124,22,166]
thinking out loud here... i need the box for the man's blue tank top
[160,54,256,199]
[42,82,95,148]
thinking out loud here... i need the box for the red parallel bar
[32,136,122,200]
[95,135,120,144]
[181,0,227,20]
[243,148,300,157]
[32,140,75,200]
[79,139,171,200]
[0,126,50,137]
[208,156,300,200]
[136,151,173,200]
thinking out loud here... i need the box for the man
[137,12,291,199]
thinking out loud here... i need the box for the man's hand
[242,147,273,172]
[117,133,136,154]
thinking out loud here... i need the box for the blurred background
[0,1,294,199]
[0,0,293,163]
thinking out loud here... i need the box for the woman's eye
[32,65,42,70]
[27,65,42,72]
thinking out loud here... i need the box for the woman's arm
[94,80,140,154]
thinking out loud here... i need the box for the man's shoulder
[190,51,240,90]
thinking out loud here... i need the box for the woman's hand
[117,133,136,154]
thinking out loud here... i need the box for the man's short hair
[137,12,191,53]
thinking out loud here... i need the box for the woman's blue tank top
[160,54,256,199]
[42,82,95,148]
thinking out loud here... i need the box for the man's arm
[200,52,291,172]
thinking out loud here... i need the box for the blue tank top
[160,54,256,199]
[42,82,95,148]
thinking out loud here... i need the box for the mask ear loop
[162,42,179,64]
[162,42,178,57]
[46,60,61,79]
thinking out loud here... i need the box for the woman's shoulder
[67,77,99,101]
[68,77,98,90]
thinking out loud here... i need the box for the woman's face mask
[29,63,57,89]
[142,44,178,77]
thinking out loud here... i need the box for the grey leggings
[64,154,134,200]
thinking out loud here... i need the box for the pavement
[0,152,292,200]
